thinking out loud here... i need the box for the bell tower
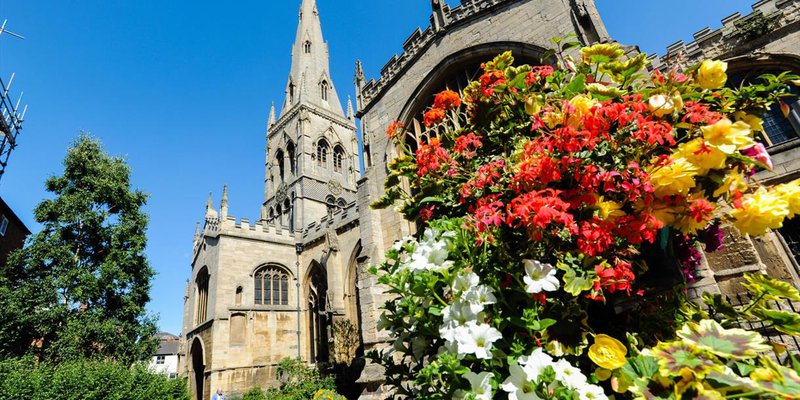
[262,0,359,230]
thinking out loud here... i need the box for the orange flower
[423,108,446,127]
[386,121,404,139]
[433,90,461,111]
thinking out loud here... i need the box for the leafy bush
[229,358,343,400]
[0,357,189,400]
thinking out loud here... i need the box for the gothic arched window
[194,267,210,325]
[316,139,329,167]
[276,149,285,181]
[254,266,290,306]
[729,68,800,146]
[286,142,296,175]
[304,41,312,54]
[333,145,344,173]
[321,81,329,101]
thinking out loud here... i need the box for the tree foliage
[0,135,157,363]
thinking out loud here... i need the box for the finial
[268,102,276,127]
[205,192,218,219]
[220,184,229,218]
[346,96,354,120]
[193,221,201,246]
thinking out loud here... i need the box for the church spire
[268,102,276,127]
[281,0,344,117]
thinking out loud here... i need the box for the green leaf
[742,273,800,301]
[751,308,800,335]
[565,74,586,96]
[559,263,595,296]
[620,355,660,380]
[677,319,771,359]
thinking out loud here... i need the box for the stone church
[180,0,800,399]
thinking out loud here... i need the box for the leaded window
[254,266,290,306]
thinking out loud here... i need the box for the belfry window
[304,41,312,54]
[321,81,329,101]
[333,145,344,173]
[316,140,329,167]
[287,142,296,175]
[254,266,290,306]
[276,149,285,181]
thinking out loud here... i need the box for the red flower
[423,108,446,127]
[433,90,462,111]
[386,121,404,139]
[595,259,636,295]
[682,101,723,125]
[479,70,506,97]
[506,189,576,235]
[420,204,436,222]
[577,218,615,256]
[469,195,505,234]
[525,66,554,85]
[415,138,452,177]
[453,133,483,158]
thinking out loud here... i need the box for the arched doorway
[190,338,205,400]
[307,262,329,364]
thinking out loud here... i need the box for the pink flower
[740,142,773,170]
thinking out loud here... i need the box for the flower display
[370,41,800,399]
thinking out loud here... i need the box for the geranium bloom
[386,121,404,139]
[454,371,494,400]
[453,133,483,158]
[731,187,790,236]
[578,218,616,256]
[415,138,452,177]
[423,107,446,127]
[456,323,503,359]
[701,118,754,154]
[523,259,559,293]
[433,90,462,110]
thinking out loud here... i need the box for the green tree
[0,135,157,363]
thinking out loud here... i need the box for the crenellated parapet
[649,0,800,72]
[356,0,521,115]
[300,200,359,244]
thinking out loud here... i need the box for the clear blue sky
[0,0,758,334]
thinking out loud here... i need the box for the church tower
[263,0,358,232]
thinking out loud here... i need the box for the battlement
[358,0,519,112]
[300,200,358,242]
[649,0,800,71]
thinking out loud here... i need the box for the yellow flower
[775,179,800,218]
[677,138,727,175]
[543,110,563,129]
[731,187,790,236]
[696,60,728,90]
[580,43,624,63]
[525,96,542,116]
[650,157,699,197]
[570,95,598,116]
[734,112,765,132]
[701,118,754,154]
[596,196,625,221]
[589,334,628,370]
[712,169,748,198]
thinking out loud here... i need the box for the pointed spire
[354,60,365,111]
[281,0,344,117]
[220,184,229,218]
[346,96,354,120]
[268,102,276,127]
[193,221,201,247]
[205,192,218,219]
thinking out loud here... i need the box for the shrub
[0,357,189,400]
[230,358,344,400]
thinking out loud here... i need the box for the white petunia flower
[464,284,497,308]
[455,323,503,359]
[442,301,482,327]
[523,259,560,293]
[502,361,543,400]
[391,236,415,251]
[451,270,480,296]
[518,347,554,379]
[456,371,494,400]
[552,359,588,389]
[578,384,609,400]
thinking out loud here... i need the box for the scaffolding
[0,19,26,184]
